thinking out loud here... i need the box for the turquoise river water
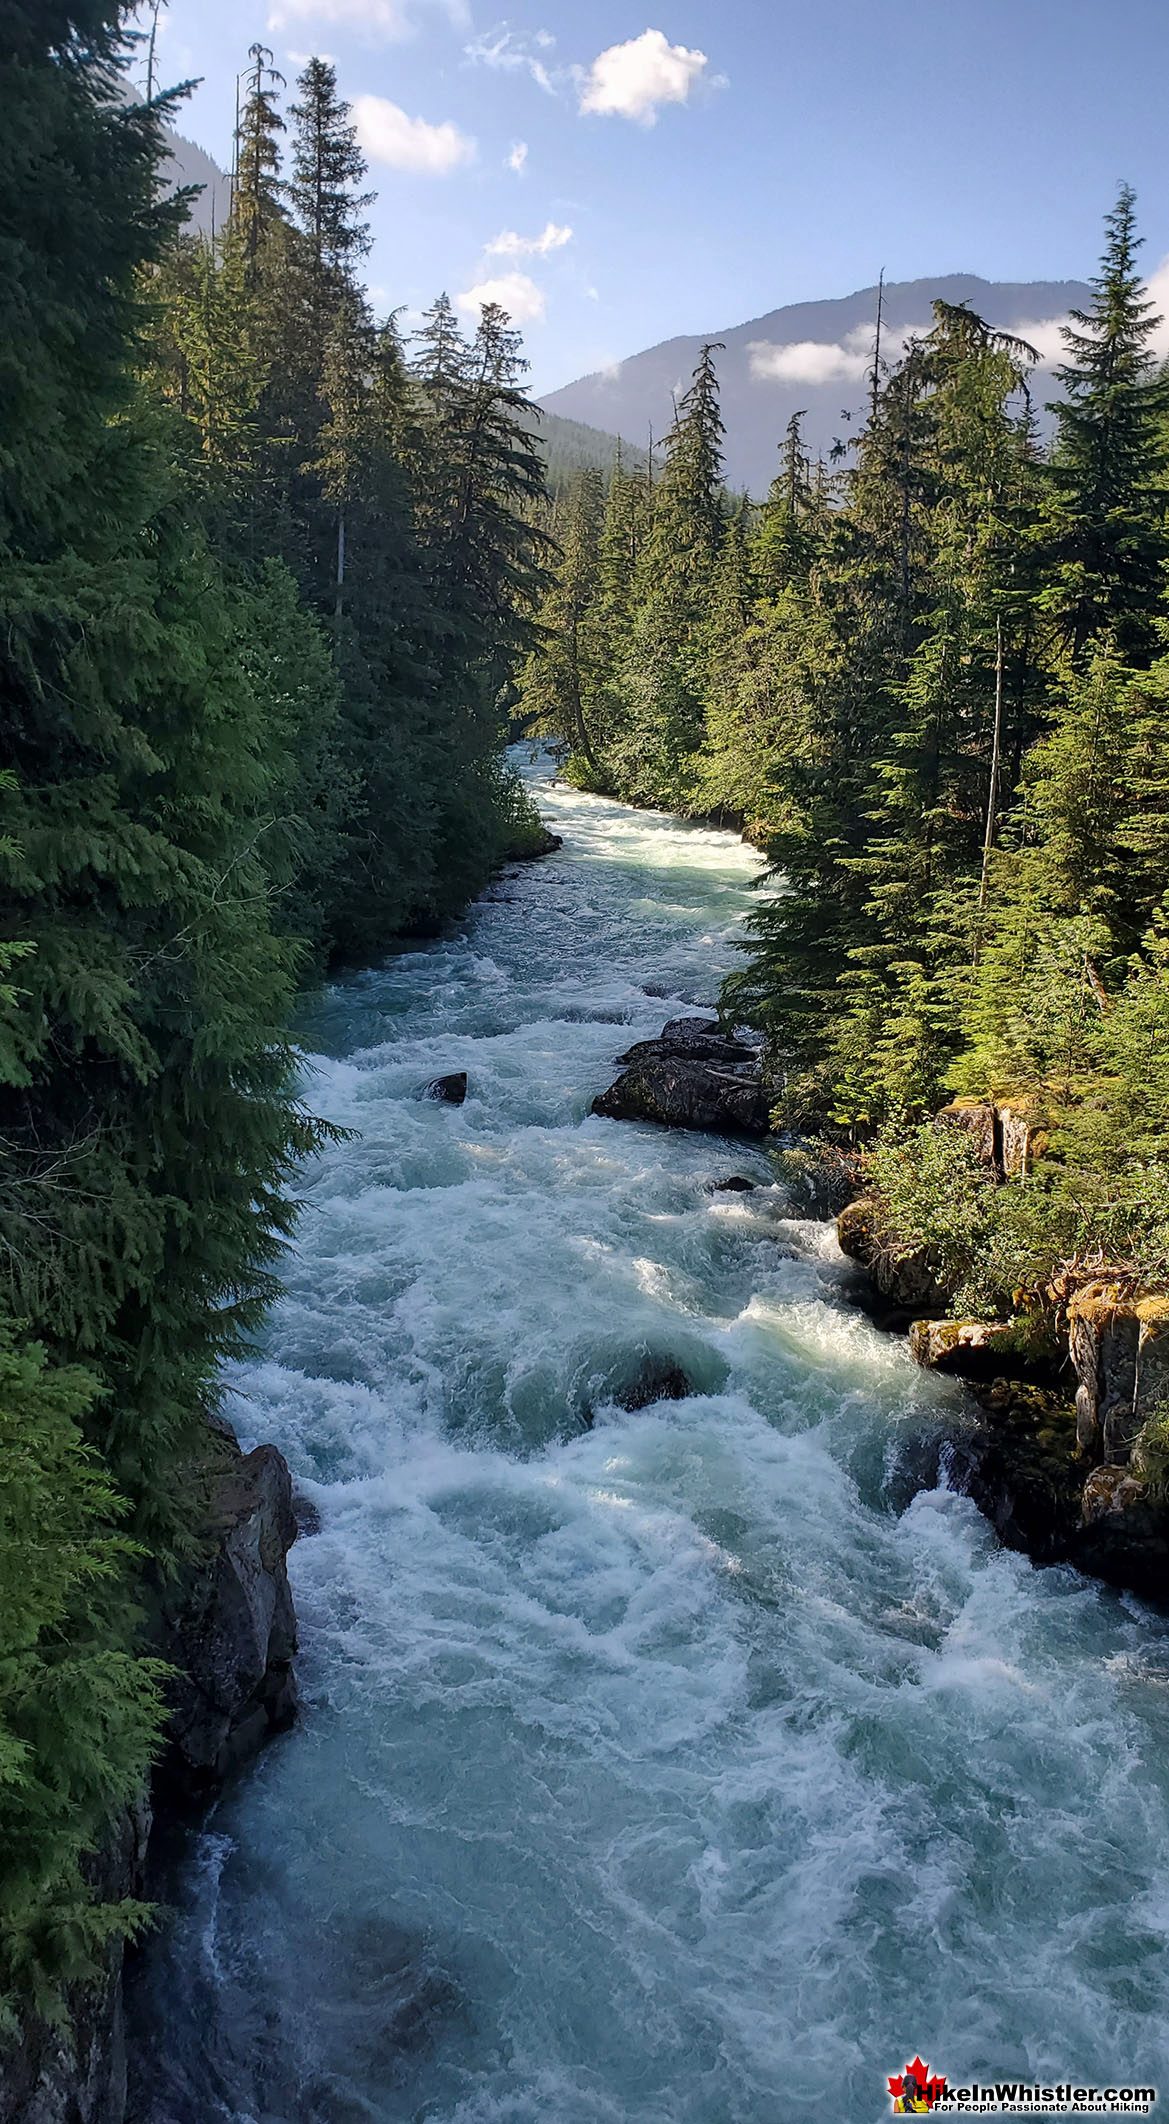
[130,755,1169,2124]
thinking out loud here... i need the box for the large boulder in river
[160,1438,299,1796]
[507,825,562,860]
[1072,1465,1169,1602]
[592,1017,769,1138]
[423,1071,467,1105]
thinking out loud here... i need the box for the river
[130,755,1169,2124]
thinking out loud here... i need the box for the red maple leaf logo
[888,2056,948,2110]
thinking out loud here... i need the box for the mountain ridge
[539,272,1094,492]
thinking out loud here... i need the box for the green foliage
[1044,183,1169,664]
[0,0,554,2029]
[519,186,1169,1322]
[0,1331,165,2030]
[866,1121,1003,1311]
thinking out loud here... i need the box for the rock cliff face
[592,1017,770,1137]
[935,1096,1047,1179]
[0,1805,150,2124]
[1068,1285,1169,1462]
[1,1425,299,2124]
[897,1269,1169,1605]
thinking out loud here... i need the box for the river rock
[1072,1466,1169,1605]
[424,1072,467,1105]
[708,1174,758,1193]
[161,1440,299,1796]
[593,1017,769,1138]
[946,1382,1084,1563]
[613,1360,692,1410]
[507,826,563,861]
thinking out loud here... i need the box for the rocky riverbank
[838,1195,1169,1608]
[591,1024,1169,1609]
[0,1422,299,2124]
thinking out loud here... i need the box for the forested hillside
[521,188,1169,1315]
[0,2,548,2030]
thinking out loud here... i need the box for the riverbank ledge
[838,1199,1169,1606]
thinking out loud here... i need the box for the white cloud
[506,140,529,174]
[465,24,557,92]
[1006,267,1169,371]
[486,220,572,259]
[270,0,469,37]
[1002,316,1070,369]
[457,270,546,323]
[748,337,870,387]
[1146,257,1169,357]
[354,94,475,173]
[579,28,711,125]
[749,322,925,389]
[746,307,1118,394]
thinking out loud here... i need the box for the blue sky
[141,0,1169,397]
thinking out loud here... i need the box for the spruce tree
[520,467,605,775]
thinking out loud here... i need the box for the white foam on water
[131,754,1169,2124]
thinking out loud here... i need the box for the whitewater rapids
[130,755,1169,2124]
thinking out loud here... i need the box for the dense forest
[0,1,550,2029]
[521,190,1169,1318]
[6,0,1169,2067]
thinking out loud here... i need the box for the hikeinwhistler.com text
[932,2090,1156,2117]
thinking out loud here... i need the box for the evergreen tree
[0,1332,162,2025]
[234,42,286,279]
[520,467,605,774]
[754,409,815,595]
[1045,183,1169,665]
[287,59,373,368]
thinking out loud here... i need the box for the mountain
[158,124,232,238]
[522,407,648,493]
[538,274,1094,494]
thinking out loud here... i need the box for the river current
[131,755,1169,2124]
